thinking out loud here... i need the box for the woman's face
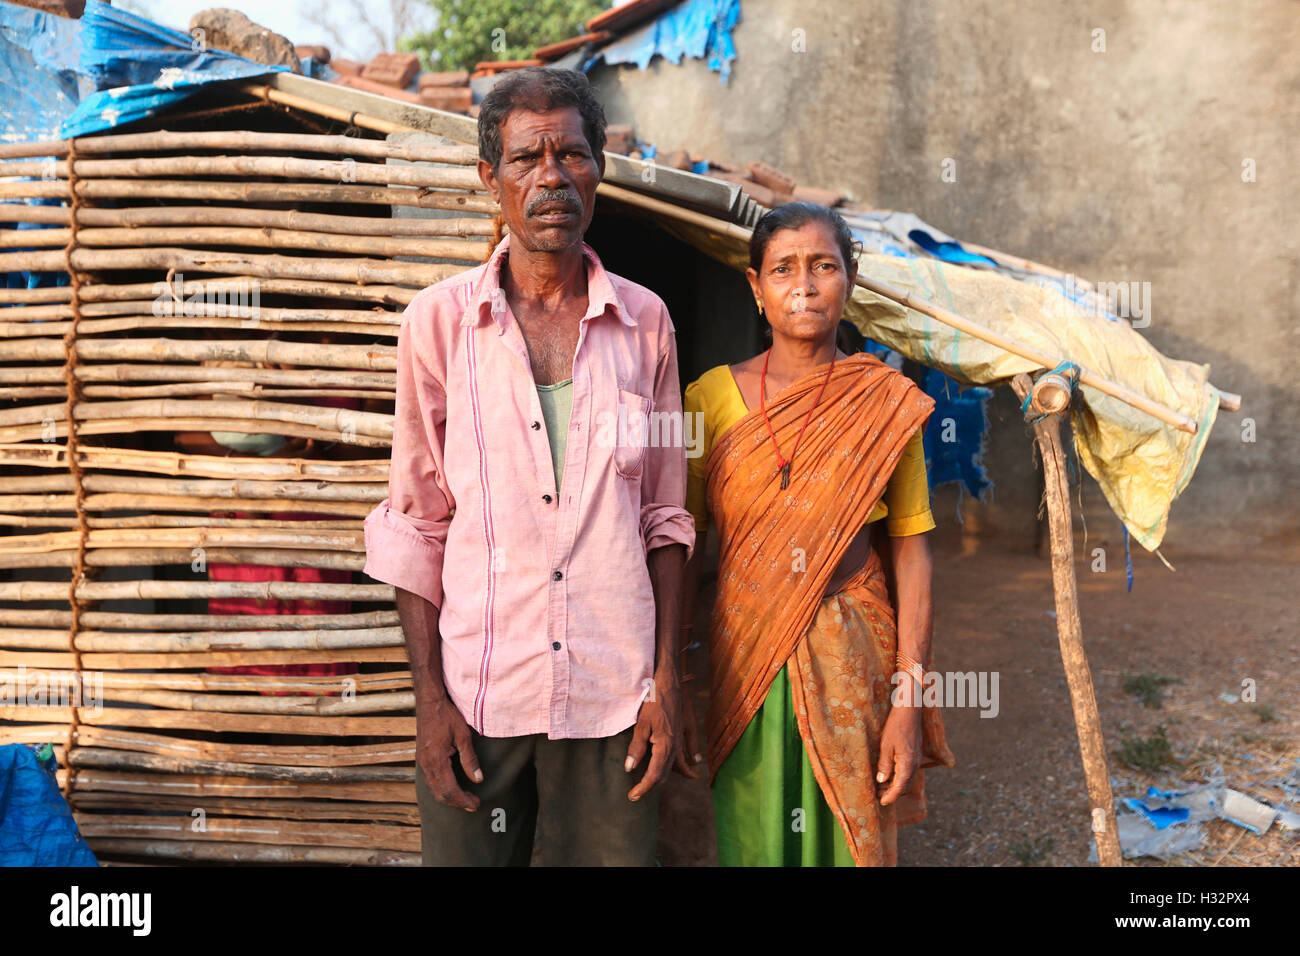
[747,221,857,346]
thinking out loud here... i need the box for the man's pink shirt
[363,233,695,740]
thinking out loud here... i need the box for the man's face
[479,106,604,253]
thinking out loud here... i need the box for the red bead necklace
[759,347,836,490]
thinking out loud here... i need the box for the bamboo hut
[0,76,510,865]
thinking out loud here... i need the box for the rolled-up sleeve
[639,305,696,560]
[363,301,453,608]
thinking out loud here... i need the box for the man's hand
[416,695,484,812]
[624,674,682,800]
[876,698,922,807]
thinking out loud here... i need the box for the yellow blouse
[684,364,935,537]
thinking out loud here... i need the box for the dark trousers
[414,726,659,866]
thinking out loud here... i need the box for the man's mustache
[527,190,583,218]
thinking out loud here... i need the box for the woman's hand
[673,688,703,778]
[876,700,922,806]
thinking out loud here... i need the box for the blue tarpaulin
[0,0,286,142]
[62,0,287,138]
[1,0,289,289]
[585,0,741,83]
[920,366,993,501]
[0,0,92,145]
[0,743,98,867]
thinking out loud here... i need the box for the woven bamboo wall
[0,116,499,864]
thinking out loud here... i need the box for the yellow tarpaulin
[653,217,1219,551]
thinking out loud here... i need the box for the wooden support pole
[1011,372,1123,867]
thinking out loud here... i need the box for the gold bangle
[895,652,925,685]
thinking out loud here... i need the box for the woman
[680,203,954,866]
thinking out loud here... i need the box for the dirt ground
[657,537,1300,867]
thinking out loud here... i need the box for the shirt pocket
[613,387,653,479]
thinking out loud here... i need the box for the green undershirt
[536,378,573,491]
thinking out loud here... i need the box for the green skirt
[712,663,856,867]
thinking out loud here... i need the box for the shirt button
[542,494,552,503]
[531,421,541,430]
[552,570,563,581]
[551,641,561,651]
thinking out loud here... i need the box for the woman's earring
[756,301,764,315]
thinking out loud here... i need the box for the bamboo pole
[0,607,399,630]
[75,813,419,851]
[63,384,395,401]
[1011,372,1123,867]
[0,177,499,214]
[244,82,417,139]
[71,686,415,716]
[0,579,391,602]
[0,276,419,307]
[0,723,68,743]
[0,491,372,514]
[62,768,416,801]
[42,226,487,261]
[84,838,420,866]
[0,204,494,237]
[0,443,389,481]
[0,526,364,554]
[0,364,395,389]
[2,704,412,736]
[70,793,419,824]
[0,547,368,571]
[4,624,396,651]
[5,669,409,696]
[2,625,398,652]
[0,516,365,532]
[81,473,386,501]
[1,299,402,323]
[70,727,414,763]
[1,315,398,338]
[2,648,405,671]
[0,396,391,437]
[0,419,389,447]
[5,224,488,260]
[0,129,476,163]
[0,336,395,368]
[5,155,484,191]
[0,246,471,286]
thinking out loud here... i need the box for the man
[363,67,697,866]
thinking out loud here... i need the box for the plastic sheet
[0,0,92,145]
[62,0,288,138]
[0,743,98,867]
[587,0,741,83]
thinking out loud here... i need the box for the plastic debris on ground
[1093,775,1298,861]
[1219,788,1278,835]
[1089,814,1207,862]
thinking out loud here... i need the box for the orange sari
[705,353,955,866]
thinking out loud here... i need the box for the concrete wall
[587,0,1298,552]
